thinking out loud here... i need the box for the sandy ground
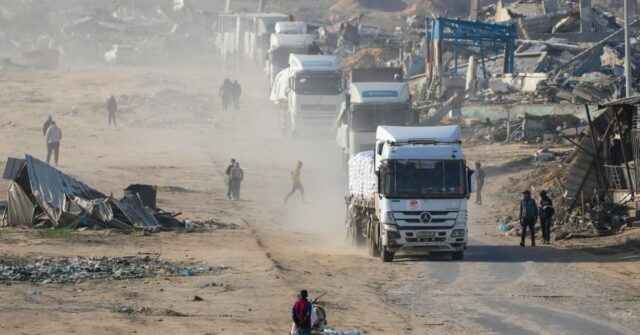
[0,63,639,334]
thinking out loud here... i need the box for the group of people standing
[519,189,555,246]
[219,78,242,111]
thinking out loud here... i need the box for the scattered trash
[193,295,204,301]
[0,256,224,283]
[27,290,42,296]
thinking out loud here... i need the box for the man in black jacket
[539,190,555,244]
[519,190,538,247]
[225,158,236,199]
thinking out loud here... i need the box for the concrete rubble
[0,255,222,284]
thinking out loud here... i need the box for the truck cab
[267,22,313,88]
[374,125,473,260]
[336,68,414,161]
[285,54,346,136]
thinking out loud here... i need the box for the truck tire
[380,247,394,262]
[367,233,380,257]
[451,251,464,261]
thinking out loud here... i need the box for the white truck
[346,125,474,262]
[267,31,314,88]
[336,68,415,161]
[271,54,346,137]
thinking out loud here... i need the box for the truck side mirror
[376,142,384,155]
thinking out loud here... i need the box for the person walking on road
[475,162,485,205]
[43,115,53,136]
[291,289,313,335]
[284,161,305,204]
[519,190,538,247]
[539,190,555,244]
[225,158,236,199]
[219,78,232,110]
[229,162,244,200]
[107,95,118,126]
[45,121,62,166]
[231,80,242,110]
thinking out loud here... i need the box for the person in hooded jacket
[519,190,538,247]
[539,190,555,244]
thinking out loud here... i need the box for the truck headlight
[451,229,466,237]
[382,211,396,224]
[387,230,400,240]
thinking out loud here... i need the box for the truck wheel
[380,248,394,262]
[451,251,464,261]
[367,234,380,257]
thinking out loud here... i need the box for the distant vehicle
[267,33,314,88]
[335,68,415,161]
[104,45,134,65]
[216,13,289,66]
[346,125,474,262]
[270,54,346,137]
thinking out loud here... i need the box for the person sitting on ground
[291,289,313,335]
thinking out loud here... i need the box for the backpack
[231,167,243,180]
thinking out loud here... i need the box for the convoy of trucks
[217,13,473,262]
[346,125,474,262]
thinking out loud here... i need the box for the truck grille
[301,104,336,112]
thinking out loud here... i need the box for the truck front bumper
[382,224,468,254]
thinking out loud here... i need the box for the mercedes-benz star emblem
[419,212,432,223]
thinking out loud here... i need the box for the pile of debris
[462,113,583,144]
[0,255,222,284]
[1,155,217,233]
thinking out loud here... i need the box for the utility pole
[625,0,633,97]
[258,0,266,13]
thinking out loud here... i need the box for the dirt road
[0,64,638,334]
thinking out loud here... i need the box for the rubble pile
[341,47,400,69]
[0,255,222,284]
[0,1,216,67]
[462,113,583,144]
[118,89,215,127]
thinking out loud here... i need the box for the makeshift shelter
[3,155,159,230]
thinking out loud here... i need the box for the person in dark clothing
[475,162,485,205]
[539,190,555,244]
[219,78,232,110]
[231,80,241,110]
[291,289,313,335]
[519,190,538,247]
[229,162,244,200]
[107,95,118,126]
[308,41,323,55]
[43,115,53,135]
[225,158,236,199]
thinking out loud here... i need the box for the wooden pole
[612,106,636,197]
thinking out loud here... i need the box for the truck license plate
[417,232,436,238]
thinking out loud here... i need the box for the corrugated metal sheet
[25,155,105,225]
[7,181,35,227]
[3,157,25,180]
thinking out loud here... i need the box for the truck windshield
[381,160,466,197]
[350,104,412,132]
[292,74,343,95]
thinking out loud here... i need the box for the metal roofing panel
[3,157,25,180]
